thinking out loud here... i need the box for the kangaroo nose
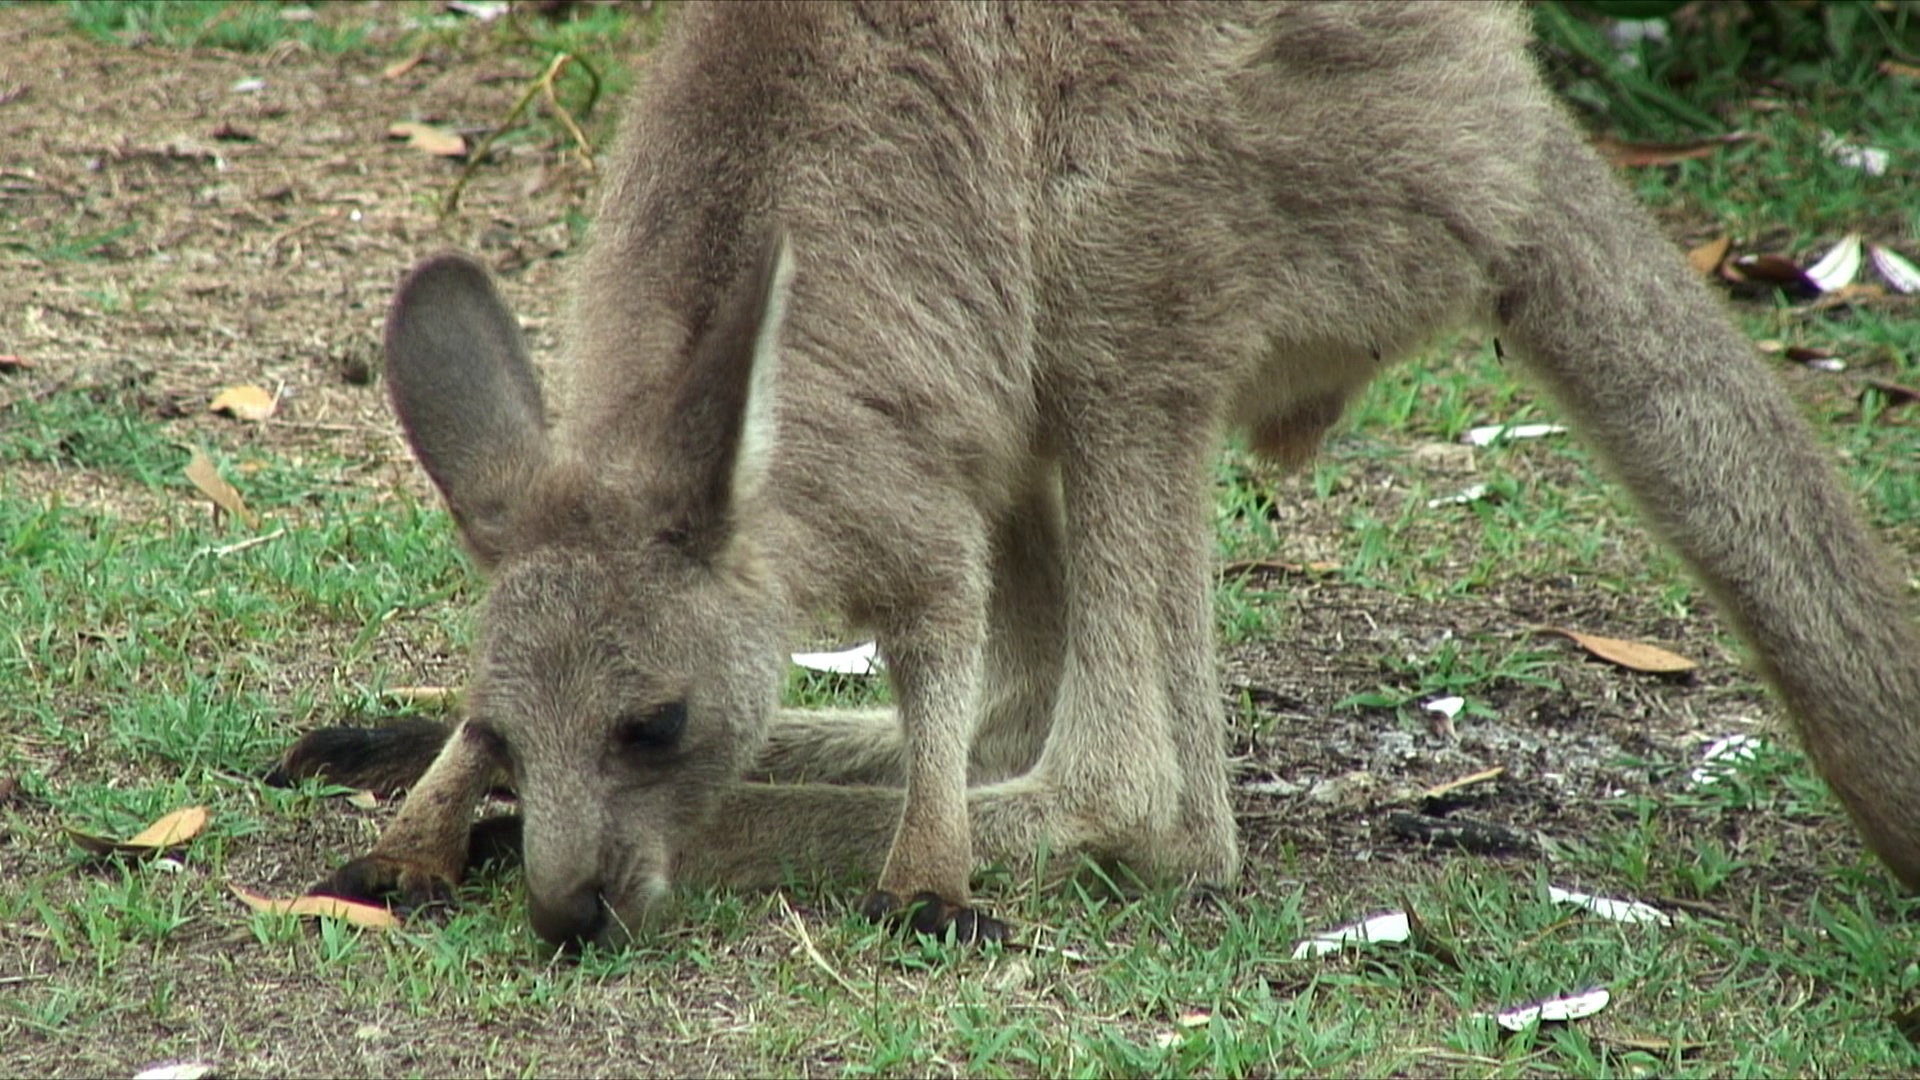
[529,884,608,950]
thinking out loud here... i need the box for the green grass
[64,0,378,54]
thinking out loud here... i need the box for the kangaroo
[278,0,1920,949]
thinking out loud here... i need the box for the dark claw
[309,855,456,917]
[858,889,1008,945]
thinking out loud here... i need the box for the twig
[539,57,596,170]
[774,894,861,996]
[198,527,287,560]
[443,52,592,219]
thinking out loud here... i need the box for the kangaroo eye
[616,700,687,753]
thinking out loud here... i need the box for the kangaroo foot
[858,889,1008,945]
[309,854,457,916]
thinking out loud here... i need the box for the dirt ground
[0,3,1895,1076]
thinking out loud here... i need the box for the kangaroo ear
[666,230,795,556]
[384,253,549,568]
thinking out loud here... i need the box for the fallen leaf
[1594,132,1751,168]
[1862,378,1920,409]
[383,52,427,80]
[1549,885,1672,926]
[1869,245,1920,294]
[1804,234,1863,293]
[228,883,399,929]
[1690,733,1763,787]
[133,1065,218,1080]
[1489,987,1611,1031]
[791,642,882,676]
[0,353,34,371]
[1782,345,1844,372]
[1823,133,1890,177]
[208,383,276,421]
[1537,627,1697,674]
[1883,60,1920,79]
[1177,1011,1212,1028]
[1218,558,1342,578]
[1462,422,1566,447]
[1723,253,1819,295]
[1421,766,1504,802]
[1292,910,1411,959]
[1685,235,1731,276]
[184,447,256,526]
[447,0,510,19]
[345,790,380,810]
[382,685,459,708]
[68,805,208,857]
[1241,778,1303,797]
[1426,483,1492,509]
[387,120,467,158]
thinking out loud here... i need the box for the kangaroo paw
[310,854,457,916]
[859,889,1008,945]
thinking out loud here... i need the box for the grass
[64,0,380,54]
[4,1,1920,1076]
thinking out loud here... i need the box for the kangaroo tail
[1494,116,1920,889]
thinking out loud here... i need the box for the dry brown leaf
[1538,627,1697,674]
[1421,766,1505,802]
[1685,235,1730,276]
[228,884,399,929]
[387,120,467,158]
[1863,379,1920,409]
[383,52,426,80]
[184,446,256,526]
[1722,253,1819,295]
[1593,132,1753,168]
[1881,60,1920,79]
[1218,558,1341,578]
[68,805,208,856]
[382,685,459,707]
[208,383,276,421]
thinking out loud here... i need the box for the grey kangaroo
[278,1,1920,948]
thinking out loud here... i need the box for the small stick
[774,894,861,996]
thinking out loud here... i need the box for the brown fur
[298,1,1920,947]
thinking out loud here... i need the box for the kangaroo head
[382,237,795,949]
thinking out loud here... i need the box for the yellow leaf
[387,120,467,158]
[184,446,255,526]
[1686,235,1730,276]
[228,884,399,929]
[1539,627,1698,674]
[68,805,209,856]
[382,686,459,708]
[208,384,276,422]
